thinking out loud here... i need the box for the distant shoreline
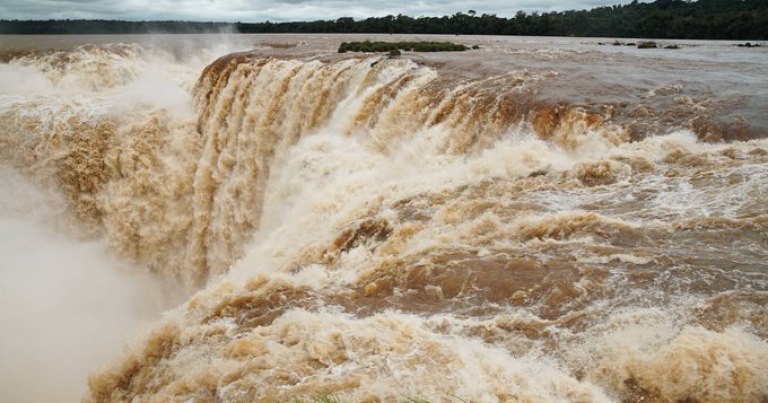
[1,0,767,40]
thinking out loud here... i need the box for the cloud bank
[2,0,647,22]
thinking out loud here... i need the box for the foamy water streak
[0,39,767,402]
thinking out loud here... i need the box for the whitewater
[0,34,766,402]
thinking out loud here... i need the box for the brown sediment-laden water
[0,34,767,402]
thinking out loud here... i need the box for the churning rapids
[0,34,767,402]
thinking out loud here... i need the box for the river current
[0,34,766,402]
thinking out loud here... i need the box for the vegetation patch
[637,41,658,49]
[338,41,468,53]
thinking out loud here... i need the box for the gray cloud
[2,0,646,21]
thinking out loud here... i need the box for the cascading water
[0,36,766,402]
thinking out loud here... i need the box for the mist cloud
[0,168,177,402]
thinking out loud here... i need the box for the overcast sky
[2,0,648,22]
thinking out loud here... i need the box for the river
[0,34,766,402]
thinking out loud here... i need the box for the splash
[1,39,766,402]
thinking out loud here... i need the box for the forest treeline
[1,0,767,39]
